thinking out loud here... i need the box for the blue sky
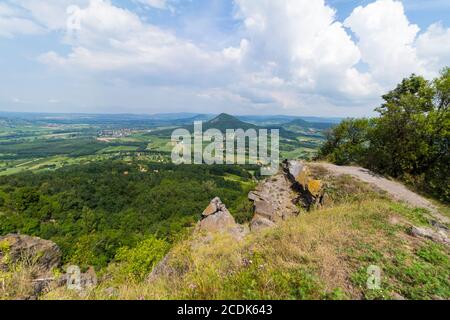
[0,0,449,116]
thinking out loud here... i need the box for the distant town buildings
[97,129,132,138]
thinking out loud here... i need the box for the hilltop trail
[316,163,449,224]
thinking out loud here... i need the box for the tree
[318,118,372,165]
[318,68,449,202]
[369,74,435,176]
[14,188,40,213]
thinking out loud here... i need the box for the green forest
[0,161,258,267]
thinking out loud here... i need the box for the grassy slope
[45,194,449,300]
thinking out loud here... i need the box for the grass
[98,146,139,154]
[146,136,174,152]
[41,197,450,300]
[309,164,389,207]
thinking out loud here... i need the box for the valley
[0,112,332,176]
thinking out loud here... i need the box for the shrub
[115,236,170,282]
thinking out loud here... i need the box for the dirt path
[317,163,449,224]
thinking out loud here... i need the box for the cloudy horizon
[0,0,449,117]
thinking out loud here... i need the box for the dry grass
[39,169,450,300]
[0,260,42,300]
[41,196,450,300]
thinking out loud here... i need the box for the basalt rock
[0,234,62,298]
[198,198,248,240]
[0,234,61,273]
[202,197,222,217]
[254,200,275,221]
[283,160,325,210]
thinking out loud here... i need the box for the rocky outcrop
[199,197,236,232]
[0,234,63,299]
[246,161,328,232]
[197,197,248,240]
[283,160,325,210]
[0,234,61,273]
[197,162,326,236]
[247,171,300,232]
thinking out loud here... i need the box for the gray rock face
[247,170,301,232]
[410,226,450,246]
[0,234,62,299]
[254,200,274,221]
[199,209,236,232]
[0,234,61,273]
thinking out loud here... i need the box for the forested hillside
[0,161,258,267]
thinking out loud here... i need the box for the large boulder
[0,234,61,273]
[198,198,248,240]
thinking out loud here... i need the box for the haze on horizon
[0,0,449,117]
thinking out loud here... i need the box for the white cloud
[12,0,88,30]
[344,0,426,87]
[0,3,44,38]
[134,0,168,10]
[0,3,17,16]
[2,0,449,116]
[416,22,450,74]
[39,0,230,82]
[233,0,380,106]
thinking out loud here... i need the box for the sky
[0,0,449,117]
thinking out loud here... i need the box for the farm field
[0,112,329,176]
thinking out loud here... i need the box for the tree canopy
[318,68,449,202]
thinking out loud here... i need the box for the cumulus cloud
[1,0,449,116]
[416,22,450,74]
[344,0,426,86]
[232,0,381,108]
[0,2,44,37]
[39,0,234,82]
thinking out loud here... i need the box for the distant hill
[237,115,298,125]
[202,113,258,131]
[153,113,297,139]
[237,115,343,125]
[285,118,335,130]
[0,111,342,128]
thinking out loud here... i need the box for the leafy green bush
[115,236,170,282]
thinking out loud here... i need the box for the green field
[0,114,327,177]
